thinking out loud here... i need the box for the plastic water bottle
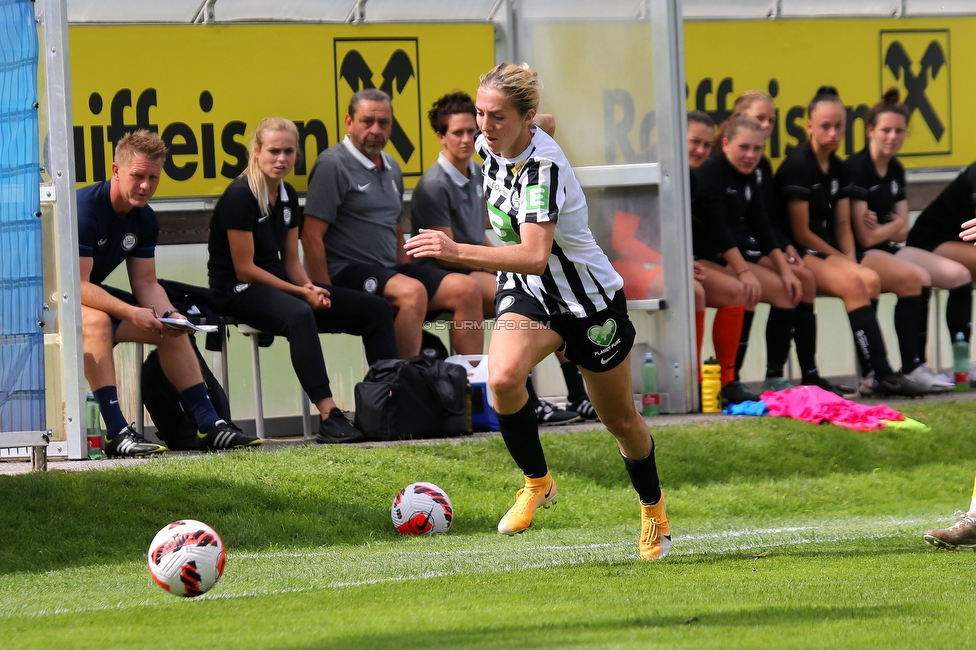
[701,357,722,414]
[85,392,103,460]
[641,353,660,416]
[953,332,970,393]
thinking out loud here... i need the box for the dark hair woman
[775,86,925,397]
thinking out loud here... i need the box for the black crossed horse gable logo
[335,40,419,164]
[884,39,946,141]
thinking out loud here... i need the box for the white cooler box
[445,354,500,432]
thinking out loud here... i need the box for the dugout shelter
[3,0,974,460]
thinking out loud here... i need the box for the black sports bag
[354,355,471,441]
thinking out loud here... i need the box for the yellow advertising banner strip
[685,16,976,170]
[67,23,495,198]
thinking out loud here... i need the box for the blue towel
[723,400,769,416]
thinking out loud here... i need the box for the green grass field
[3,401,976,649]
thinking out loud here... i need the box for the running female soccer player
[847,89,967,392]
[775,86,925,398]
[207,117,398,444]
[405,63,669,560]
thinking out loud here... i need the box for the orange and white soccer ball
[147,520,226,597]
[391,482,454,535]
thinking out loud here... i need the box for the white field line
[0,517,939,620]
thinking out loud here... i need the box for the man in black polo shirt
[78,130,258,457]
[302,89,484,358]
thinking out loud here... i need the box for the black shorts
[332,262,450,301]
[695,248,764,266]
[906,222,952,253]
[98,284,139,334]
[495,288,636,373]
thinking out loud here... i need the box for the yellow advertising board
[67,23,495,197]
[685,17,975,169]
[529,21,655,168]
[525,17,973,171]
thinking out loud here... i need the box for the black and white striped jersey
[476,128,622,318]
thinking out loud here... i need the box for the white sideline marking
[0,517,938,619]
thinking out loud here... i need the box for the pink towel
[760,385,904,432]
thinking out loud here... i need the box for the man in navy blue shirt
[79,130,259,456]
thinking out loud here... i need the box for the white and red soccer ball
[391,482,453,535]
[148,520,226,597]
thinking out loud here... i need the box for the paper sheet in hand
[159,318,218,333]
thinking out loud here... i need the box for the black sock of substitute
[764,306,795,378]
[946,283,973,343]
[848,305,893,377]
[497,398,548,479]
[735,310,756,381]
[917,286,932,365]
[620,442,662,506]
[560,361,587,403]
[794,302,819,378]
[894,294,924,374]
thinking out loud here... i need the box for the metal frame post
[39,0,86,459]
[650,0,696,412]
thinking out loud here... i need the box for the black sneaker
[801,375,855,397]
[316,408,364,444]
[197,420,262,451]
[872,372,928,399]
[567,397,599,420]
[104,425,167,458]
[721,380,760,405]
[535,399,581,425]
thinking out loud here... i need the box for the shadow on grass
[5,401,976,576]
[0,450,501,576]
[270,604,902,649]
[544,401,976,490]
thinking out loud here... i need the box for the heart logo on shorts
[587,319,616,347]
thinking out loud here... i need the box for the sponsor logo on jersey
[363,277,378,294]
[525,184,549,211]
[891,180,898,195]
[121,233,137,251]
[488,204,520,244]
[485,178,507,195]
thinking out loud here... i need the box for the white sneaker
[859,371,876,397]
[906,365,954,393]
